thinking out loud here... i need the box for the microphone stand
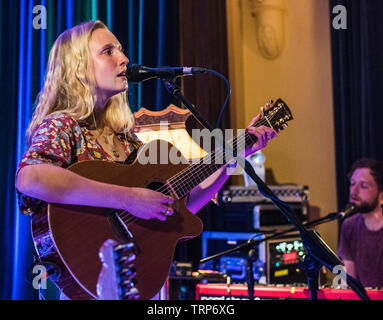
[161,76,369,300]
[245,248,257,300]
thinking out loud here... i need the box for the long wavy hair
[26,20,135,145]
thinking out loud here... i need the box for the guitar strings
[154,116,270,192]
[167,129,257,194]
[120,117,271,224]
[119,117,272,225]
[119,130,253,224]
[120,120,266,219]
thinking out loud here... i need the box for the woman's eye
[104,48,113,56]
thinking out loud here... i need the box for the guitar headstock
[97,239,140,300]
[258,98,293,131]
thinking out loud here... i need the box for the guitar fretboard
[167,130,258,199]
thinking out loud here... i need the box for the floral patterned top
[16,112,142,216]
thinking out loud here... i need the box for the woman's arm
[186,162,232,214]
[16,163,173,221]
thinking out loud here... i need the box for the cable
[202,69,231,129]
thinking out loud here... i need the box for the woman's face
[89,28,129,107]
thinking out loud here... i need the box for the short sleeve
[17,114,77,173]
[16,113,77,215]
[338,218,355,262]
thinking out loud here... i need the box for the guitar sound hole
[108,213,134,243]
[146,181,171,196]
[108,181,170,243]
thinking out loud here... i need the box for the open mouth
[117,71,127,79]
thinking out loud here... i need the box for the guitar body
[31,141,204,300]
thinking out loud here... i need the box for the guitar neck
[167,128,258,200]
[166,98,292,199]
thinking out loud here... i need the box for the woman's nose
[118,50,129,66]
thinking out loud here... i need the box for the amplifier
[214,202,308,232]
[201,231,266,283]
[253,203,308,230]
[220,185,309,204]
[216,185,309,232]
[195,283,383,300]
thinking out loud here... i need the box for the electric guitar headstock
[96,239,139,300]
[256,98,293,131]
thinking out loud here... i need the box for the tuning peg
[121,264,136,277]
[121,277,138,290]
[122,287,140,300]
[121,279,140,300]
[116,253,136,267]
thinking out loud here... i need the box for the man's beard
[356,197,380,214]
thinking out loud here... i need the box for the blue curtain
[329,0,383,210]
[0,0,178,300]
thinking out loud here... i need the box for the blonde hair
[26,20,135,144]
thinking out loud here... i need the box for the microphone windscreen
[341,203,358,219]
[126,65,155,83]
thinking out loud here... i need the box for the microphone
[126,64,206,83]
[338,203,358,219]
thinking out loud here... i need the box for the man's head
[348,158,383,213]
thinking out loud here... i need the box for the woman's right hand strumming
[121,188,174,221]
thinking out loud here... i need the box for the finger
[260,133,267,147]
[154,210,167,221]
[156,206,174,221]
[162,196,174,205]
[248,125,273,133]
[166,207,174,216]
[257,131,268,147]
[265,127,277,137]
[264,130,277,142]
[247,125,267,135]
[248,114,262,127]
[247,127,267,143]
[161,206,174,216]
[248,127,277,141]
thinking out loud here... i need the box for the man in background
[338,158,383,288]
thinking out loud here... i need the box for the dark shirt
[338,213,383,287]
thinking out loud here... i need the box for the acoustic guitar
[31,98,293,300]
